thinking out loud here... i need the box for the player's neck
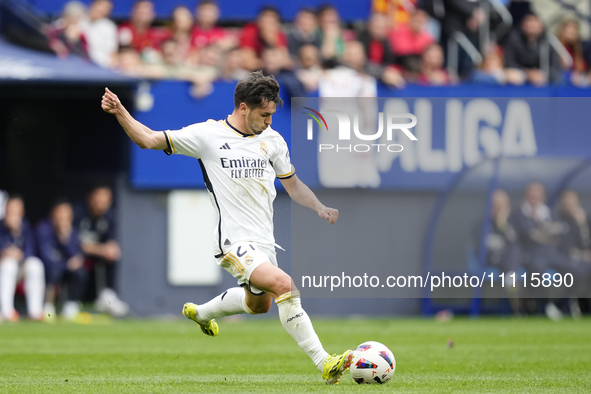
[227,112,254,136]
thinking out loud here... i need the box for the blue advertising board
[130,81,591,190]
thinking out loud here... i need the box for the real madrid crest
[245,256,254,265]
[260,142,268,156]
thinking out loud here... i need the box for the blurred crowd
[485,184,591,318]
[42,0,591,98]
[0,186,128,322]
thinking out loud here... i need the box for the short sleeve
[270,136,295,179]
[163,123,208,158]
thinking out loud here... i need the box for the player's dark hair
[234,71,283,110]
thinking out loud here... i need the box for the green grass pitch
[0,315,590,393]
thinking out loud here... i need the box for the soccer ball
[349,341,395,384]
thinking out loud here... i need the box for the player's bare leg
[248,262,352,384]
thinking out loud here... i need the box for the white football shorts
[216,241,278,295]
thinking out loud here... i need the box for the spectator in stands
[287,8,322,59]
[470,48,506,85]
[504,13,562,86]
[165,5,195,63]
[81,0,117,68]
[47,1,89,59]
[113,46,145,77]
[191,1,235,52]
[358,13,405,88]
[390,9,434,72]
[240,6,287,57]
[118,0,167,59]
[261,48,306,98]
[485,189,521,273]
[0,195,45,321]
[373,0,418,29]
[321,40,379,98]
[511,182,591,319]
[77,186,129,317]
[296,44,323,93]
[439,0,486,78]
[190,44,222,97]
[556,19,587,86]
[317,4,346,62]
[219,47,249,81]
[140,40,217,97]
[37,199,86,321]
[418,43,455,85]
[359,13,395,66]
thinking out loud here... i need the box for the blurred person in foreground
[77,186,129,317]
[503,13,562,86]
[511,183,591,319]
[37,200,86,321]
[287,7,322,59]
[81,0,117,67]
[101,71,353,384]
[0,196,45,321]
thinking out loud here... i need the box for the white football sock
[197,287,253,323]
[0,257,18,319]
[276,291,329,371]
[23,257,45,319]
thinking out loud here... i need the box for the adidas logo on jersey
[224,239,231,246]
[219,143,231,150]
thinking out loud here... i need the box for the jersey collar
[225,117,256,138]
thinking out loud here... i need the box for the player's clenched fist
[101,87,122,114]
[318,207,339,225]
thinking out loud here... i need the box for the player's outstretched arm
[280,175,338,225]
[101,87,167,150]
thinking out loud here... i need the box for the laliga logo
[303,107,418,153]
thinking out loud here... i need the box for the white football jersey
[163,117,294,258]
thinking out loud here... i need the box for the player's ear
[239,102,248,114]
